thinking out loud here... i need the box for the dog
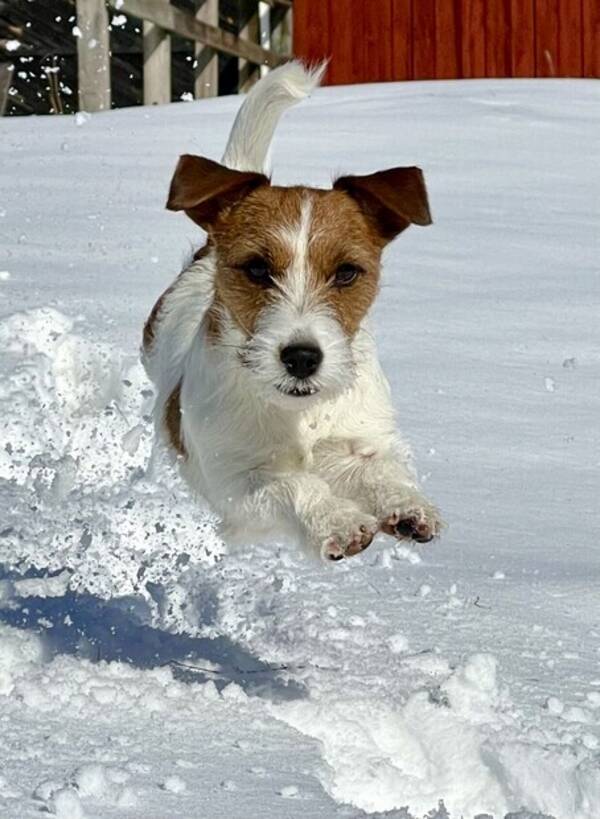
[143,61,442,561]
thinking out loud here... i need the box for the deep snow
[0,77,599,819]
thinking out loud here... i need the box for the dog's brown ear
[334,166,432,242]
[166,154,268,229]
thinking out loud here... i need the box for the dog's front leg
[221,472,379,560]
[329,449,443,544]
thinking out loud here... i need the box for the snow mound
[0,624,43,696]
[272,652,600,817]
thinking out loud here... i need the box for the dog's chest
[265,410,330,472]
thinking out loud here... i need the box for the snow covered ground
[1,77,599,819]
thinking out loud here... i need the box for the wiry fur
[143,62,442,560]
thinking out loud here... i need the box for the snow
[1,77,599,818]
[160,775,187,794]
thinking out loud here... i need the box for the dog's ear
[166,154,268,229]
[334,166,432,242]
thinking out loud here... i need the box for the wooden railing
[75,0,292,112]
[0,61,12,115]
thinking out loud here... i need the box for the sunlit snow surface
[0,79,599,819]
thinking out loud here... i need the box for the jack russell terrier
[143,61,442,561]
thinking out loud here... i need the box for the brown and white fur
[143,61,443,561]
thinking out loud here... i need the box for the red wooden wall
[293,0,600,84]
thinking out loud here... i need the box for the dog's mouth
[238,350,322,399]
[276,384,319,398]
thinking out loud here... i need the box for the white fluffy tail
[221,60,326,173]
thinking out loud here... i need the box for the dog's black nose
[280,344,323,379]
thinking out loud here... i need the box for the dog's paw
[322,525,375,561]
[380,497,443,544]
[313,503,378,561]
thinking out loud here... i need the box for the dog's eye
[241,257,273,287]
[334,263,362,287]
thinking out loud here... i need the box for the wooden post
[76,0,111,112]
[271,3,292,58]
[258,1,270,78]
[143,18,171,105]
[0,63,13,116]
[238,0,260,92]
[194,0,218,98]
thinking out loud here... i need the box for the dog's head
[167,155,431,408]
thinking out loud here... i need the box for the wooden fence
[75,0,292,112]
[3,1,598,116]
[294,0,600,84]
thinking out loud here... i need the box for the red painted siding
[293,0,600,82]
[583,0,600,76]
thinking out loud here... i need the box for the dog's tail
[221,60,326,173]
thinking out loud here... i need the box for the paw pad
[394,517,435,543]
[381,507,441,544]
